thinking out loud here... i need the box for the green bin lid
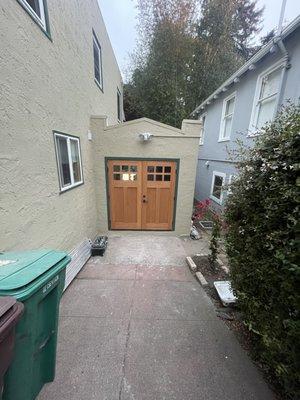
[0,250,68,291]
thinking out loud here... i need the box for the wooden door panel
[108,160,177,231]
[158,188,171,223]
[108,160,142,229]
[125,187,138,223]
[145,188,157,224]
[113,187,125,222]
[142,161,176,230]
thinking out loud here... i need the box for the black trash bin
[0,297,24,399]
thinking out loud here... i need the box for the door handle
[142,195,148,203]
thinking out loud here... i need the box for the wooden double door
[107,159,177,230]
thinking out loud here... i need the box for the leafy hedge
[224,105,300,398]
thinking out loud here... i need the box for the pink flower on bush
[193,199,212,221]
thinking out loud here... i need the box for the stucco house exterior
[191,15,300,210]
[1,0,200,287]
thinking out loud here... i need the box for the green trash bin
[0,250,71,400]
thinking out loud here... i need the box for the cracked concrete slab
[132,280,216,321]
[78,263,137,280]
[38,235,275,400]
[135,265,193,282]
[61,279,135,319]
[38,317,127,400]
[100,236,187,266]
[122,319,274,400]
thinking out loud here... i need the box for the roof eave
[191,14,300,117]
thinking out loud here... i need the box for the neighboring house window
[210,171,226,204]
[199,114,206,145]
[117,88,122,121]
[54,132,83,192]
[219,93,236,141]
[93,32,103,90]
[18,0,49,33]
[250,63,283,131]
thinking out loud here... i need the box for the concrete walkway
[38,236,275,400]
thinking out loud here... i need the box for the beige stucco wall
[90,117,201,236]
[0,0,123,252]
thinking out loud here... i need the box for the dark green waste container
[0,250,71,400]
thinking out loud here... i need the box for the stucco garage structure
[0,0,200,289]
[91,117,200,235]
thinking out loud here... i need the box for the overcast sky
[98,0,300,79]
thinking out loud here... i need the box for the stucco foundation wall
[0,0,123,252]
[90,118,200,236]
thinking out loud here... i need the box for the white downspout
[277,0,287,34]
[274,0,290,113]
[274,38,290,113]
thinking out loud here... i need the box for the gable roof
[191,14,300,117]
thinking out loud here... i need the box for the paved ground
[38,235,275,400]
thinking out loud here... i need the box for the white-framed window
[199,114,206,145]
[117,88,122,122]
[210,171,226,204]
[18,0,47,31]
[219,93,236,141]
[249,62,284,133]
[54,132,83,192]
[93,31,103,90]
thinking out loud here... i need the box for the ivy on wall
[225,105,300,398]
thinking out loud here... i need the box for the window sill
[209,194,223,205]
[59,181,84,195]
[218,138,230,143]
[94,79,104,93]
[16,0,52,42]
[247,131,263,138]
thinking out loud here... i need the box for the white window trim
[117,87,122,122]
[19,0,47,30]
[210,171,226,205]
[218,92,236,142]
[248,59,285,136]
[93,33,103,90]
[199,113,207,146]
[54,132,84,193]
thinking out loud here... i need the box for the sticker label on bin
[42,275,59,294]
[0,259,17,266]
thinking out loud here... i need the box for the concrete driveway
[38,235,275,400]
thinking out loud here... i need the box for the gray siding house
[191,15,300,210]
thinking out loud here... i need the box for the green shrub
[209,216,221,269]
[225,105,300,398]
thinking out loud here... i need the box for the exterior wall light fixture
[139,132,153,142]
[87,130,93,141]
